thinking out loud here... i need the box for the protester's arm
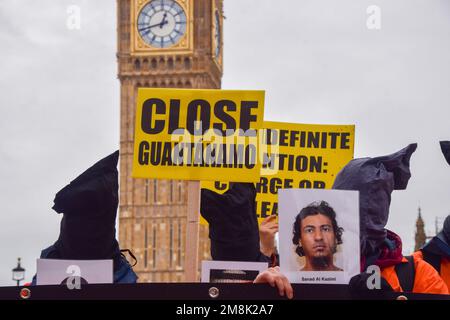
[413,259,449,294]
[259,215,278,258]
[201,183,263,261]
[253,266,294,299]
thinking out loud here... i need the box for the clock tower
[117,0,224,282]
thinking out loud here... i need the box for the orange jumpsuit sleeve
[381,256,449,294]
[414,250,450,291]
[412,257,449,295]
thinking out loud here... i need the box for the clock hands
[159,13,168,29]
[137,0,187,48]
[138,12,169,32]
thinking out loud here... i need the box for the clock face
[214,10,221,58]
[137,0,187,48]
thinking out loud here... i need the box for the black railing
[0,283,449,301]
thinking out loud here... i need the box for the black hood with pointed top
[437,215,450,245]
[52,150,120,261]
[440,141,450,165]
[332,144,417,257]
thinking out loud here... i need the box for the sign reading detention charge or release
[132,88,265,182]
[201,121,355,223]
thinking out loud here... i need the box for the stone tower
[117,0,223,282]
[414,207,427,251]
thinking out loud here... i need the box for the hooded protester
[32,150,137,284]
[413,215,450,290]
[200,183,270,263]
[333,143,448,294]
[412,141,450,289]
[440,140,450,165]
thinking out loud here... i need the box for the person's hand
[253,266,293,299]
[259,215,278,257]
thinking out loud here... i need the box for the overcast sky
[0,0,449,286]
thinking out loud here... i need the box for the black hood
[200,183,263,262]
[436,140,449,247]
[440,141,450,165]
[422,215,450,259]
[436,215,450,245]
[52,150,120,262]
[332,144,417,257]
[421,142,450,258]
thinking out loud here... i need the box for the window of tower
[134,59,140,70]
[153,179,158,203]
[151,58,157,69]
[184,57,191,70]
[168,57,174,70]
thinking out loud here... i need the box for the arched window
[176,57,182,69]
[153,179,158,203]
[145,180,149,203]
[184,57,191,70]
[151,58,157,69]
[159,57,165,68]
[152,224,157,269]
[169,220,174,268]
[144,220,148,268]
[134,59,140,70]
[177,220,182,267]
[178,181,183,202]
[170,180,174,202]
[167,57,174,69]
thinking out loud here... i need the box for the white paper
[201,260,268,283]
[36,259,113,285]
[278,189,360,284]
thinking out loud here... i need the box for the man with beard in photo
[292,201,344,271]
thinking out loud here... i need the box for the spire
[414,206,426,251]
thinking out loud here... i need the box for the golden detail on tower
[130,0,194,55]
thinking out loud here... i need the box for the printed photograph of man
[292,201,344,271]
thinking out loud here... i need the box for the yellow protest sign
[132,88,265,182]
[201,121,355,224]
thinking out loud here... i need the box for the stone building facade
[117,0,223,282]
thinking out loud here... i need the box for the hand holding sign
[259,215,278,257]
[253,266,294,299]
